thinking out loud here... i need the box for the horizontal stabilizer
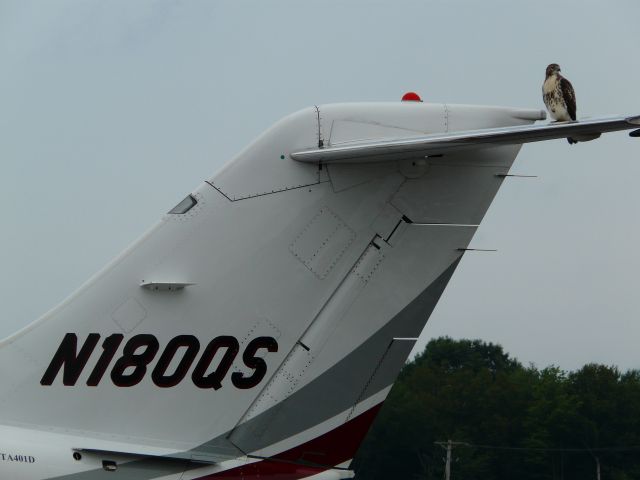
[290,115,640,164]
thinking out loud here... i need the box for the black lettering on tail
[231,336,278,389]
[40,333,100,386]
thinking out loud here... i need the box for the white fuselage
[0,424,277,480]
[0,425,144,480]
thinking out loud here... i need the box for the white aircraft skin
[0,100,637,480]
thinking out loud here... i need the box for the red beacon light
[401,91,422,102]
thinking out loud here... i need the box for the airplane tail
[0,102,539,478]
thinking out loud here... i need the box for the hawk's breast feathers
[543,73,576,122]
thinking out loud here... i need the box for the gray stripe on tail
[198,256,462,456]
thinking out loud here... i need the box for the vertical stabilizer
[0,103,533,476]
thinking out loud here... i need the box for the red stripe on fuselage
[194,403,383,480]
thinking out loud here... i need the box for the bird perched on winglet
[543,63,577,144]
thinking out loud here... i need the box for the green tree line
[353,337,640,480]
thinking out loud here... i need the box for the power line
[445,442,640,453]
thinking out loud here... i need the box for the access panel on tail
[0,102,637,480]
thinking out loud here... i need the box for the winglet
[628,116,640,137]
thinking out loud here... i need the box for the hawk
[542,63,577,144]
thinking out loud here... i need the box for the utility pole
[434,440,467,480]
[444,440,452,480]
[584,444,601,480]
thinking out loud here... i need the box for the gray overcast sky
[1,0,639,371]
